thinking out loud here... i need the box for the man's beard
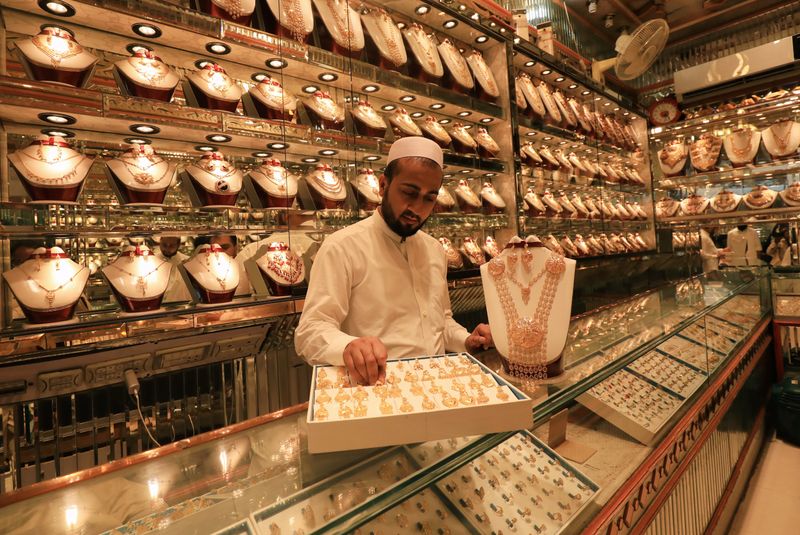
[380,197,428,238]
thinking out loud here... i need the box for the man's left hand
[465,323,493,354]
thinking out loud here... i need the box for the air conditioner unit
[674,34,800,98]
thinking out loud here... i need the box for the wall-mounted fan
[591,19,670,83]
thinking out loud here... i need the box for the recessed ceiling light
[410,111,425,118]
[318,72,338,82]
[568,84,578,89]
[489,22,497,27]
[623,111,630,116]
[459,4,467,10]
[38,112,76,125]
[524,61,535,67]
[206,42,230,55]
[471,13,480,21]
[439,118,451,124]
[41,128,74,138]
[603,102,611,106]
[194,59,215,69]
[266,58,288,69]
[513,37,520,44]
[381,104,396,111]
[400,95,415,102]
[458,111,472,117]
[543,136,552,141]
[555,76,565,82]
[480,117,493,123]
[475,35,488,44]
[571,144,579,148]
[125,43,153,55]
[195,145,216,152]
[130,124,160,134]
[319,149,338,156]
[365,155,380,161]
[39,0,75,16]
[461,169,471,173]
[526,132,536,136]
[268,142,288,150]
[430,103,444,110]
[132,23,162,38]
[397,22,406,30]
[251,72,268,82]
[613,107,620,111]
[463,125,473,129]
[252,151,271,158]
[206,134,231,143]
[444,174,453,178]
[303,157,319,163]
[443,20,458,29]
[594,97,602,101]
[484,173,496,177]
[581,90,591,95]
[415,5,430,15]
[302,85,319,93]
[124,137,151,145]
[541,69,552,75]
[362,84,379,93]
[558,141,567,145]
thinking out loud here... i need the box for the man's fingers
[350,346,371,385]
[370,339,388,365]
[365,354,379,385]
[344,350,367,385]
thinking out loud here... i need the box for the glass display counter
[0,271,772,534]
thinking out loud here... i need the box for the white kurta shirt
[699,229,719,273]
[295,211,470,366]
[726,227,761,266]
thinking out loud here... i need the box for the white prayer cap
[386,136,443,169]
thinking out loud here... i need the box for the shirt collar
[372,209,411,245]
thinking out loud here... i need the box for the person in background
[10,239,43,268]
[726,224,761,266]
[699,225,726,273]
[195,235,250,295]
[767,226,792,267]
[154,236,191,303]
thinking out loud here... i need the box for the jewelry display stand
[466,50,499,102]
[361,7,407,71]
[8,135,94,204]
[460,237,486,267]
[689,134,723,172]
[434,185,456,214]
[762,120,800,159]
[481,236,576,385]
[537,81,563,125]
[181,151,243,208]
[419,115,452,149]
[247,76,297,121]
[439,237,464,270]
[437,38,473,94]
[709,190,741,213]
[184,63,242,113]
[403,23,444,82]
[351,168,381,211]
[480,182,506,215]
[198,0,256,25]
[302,164,347,209]
[454,180,481,214]
[312,0,364,58]
[180,244,239,304]
[482,236,501,259]
[679,195,709,216]
[742,185,778,210]
[302,91,345,130]
[244,159,298,209]
[16,26,98,88]
[245,242,306,297]
[449,124,478,154]
[723,128,761,167]
[113,49,180,102]
[388,108,422,138]
[524,188,546,217]
[3,247,89,324]
[779,182,800,206]
[263,0,313,43]
[655,197,680,218]
[101,245,171,312]
[105,144,176,206]
[474,127,500,158]
[350,100,387,138]
[306,354,532,453]
[517,73,546,119]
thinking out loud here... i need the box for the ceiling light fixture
[252,151,271,158]
[400,95,415,102]
[475,36,488,44]
[365,155,380,161]
[130,124,160,134]
[266,58,288,69]
[267,142,288,150]
[410,111,425,118]
[39,112,76,125]
[124,137,151,145]
[206,134,231,143]
[458,111,472,117]
[555,76,565,82]
[302,85,319,93]
[125,43,153,55]
[480,117,493,123]
[430,103,444,110]
[415,5,430,15]
[303,157,319,163]
[524,60,535,67]
[319,149,338,156]
[195,145,216,152]
[443,20,458,29]
[41,128,74,137]
[318,72,338,82]
[132,22,162,38]
[251,72,268,82]
[39,0,75,16]
[362,84,379,93]
[439,118,451,124]
[194,59,215,69]
[381,104,396,111]
[205,42,231,55]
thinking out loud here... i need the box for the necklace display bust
[483,236,502,259]
[553,91,577,129]
[352,168,382,211]
[184,151,243,208]
[743,185,777,210]
[466,50,500,102]
[264,0,313,42]
[438,38,474,93]
[474,127,500,159]
[403,23,444,82]
[16,26,98,87]
[679,194,709,216]
[460,237,486,267]
[183,244,239,304]
[186,63,242,113]
[762,120,800,159]
[520,143,543,167]
[250,76,298,122]
[658,140,687,177]
[480,182,506,215]
[690,134,723,173]
[106,144,176,205]
[3,247,89,324]
[570,98,593,135]
[102,245,171,312]
[709,190,741,213]
[351,99,387,138]
[248,158,298,208]
[313,0,365,57]
[481,236,576,382]
[439,237,464,271]
[199,0,256,25]
[420,115,452,148]
[780,182,800,207]
[655,197,680,218]
[541,190,563,217]
[8,135,94,204]
[536,81,562,124]
[723,128,761,167]
[434,185,456,213]
[454,179,481,213]
[388,108,423,138]
[303,91,345,131]
[361,7,406,70]
[516,73,545,119]
[523,187,546,217]
[114,49,179,102]
[255,242,305,296]
[449,124,478,154]
[305,163,347,209]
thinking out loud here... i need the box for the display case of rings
[306,353,533,453]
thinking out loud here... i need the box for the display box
[306,353,533,454]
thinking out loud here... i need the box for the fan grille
[615,19,670,81]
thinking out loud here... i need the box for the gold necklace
[310,167,343,194]
[372,9,404,66]
[118,156,171,186]
[659,143,685,168]
[215,0,245,18]
[107,258,168,296]
[470,52,498,94]
[745,188,774,208]
[201,69,231,96]
[258,162,288,192]
[265,251,303,283]
[21,266,86,308]
[324,0,355,48]
[15,154,84,185]
[769,121,795,151]
[409,25,438,74]
[439,39,471,85]
[199,256,232,290]
[712,192,737,212]
[31,34,81,68]
[127,56,170,85]
[729,129,754,158]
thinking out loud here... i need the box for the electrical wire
[134,392,162,448]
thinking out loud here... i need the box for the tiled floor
[728,435,800,535]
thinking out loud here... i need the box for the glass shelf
[655,156,800,190]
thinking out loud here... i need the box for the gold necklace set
[325,0,355,48]
[21,265,86,308]
[16,149,84,185]
[371,8,404,66]
[729,129,755,158]
[127,56,171,85]
[31,33,82,68]
[107,258,169,296]
[118,154,171,186]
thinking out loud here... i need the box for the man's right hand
[343,337,387,385]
